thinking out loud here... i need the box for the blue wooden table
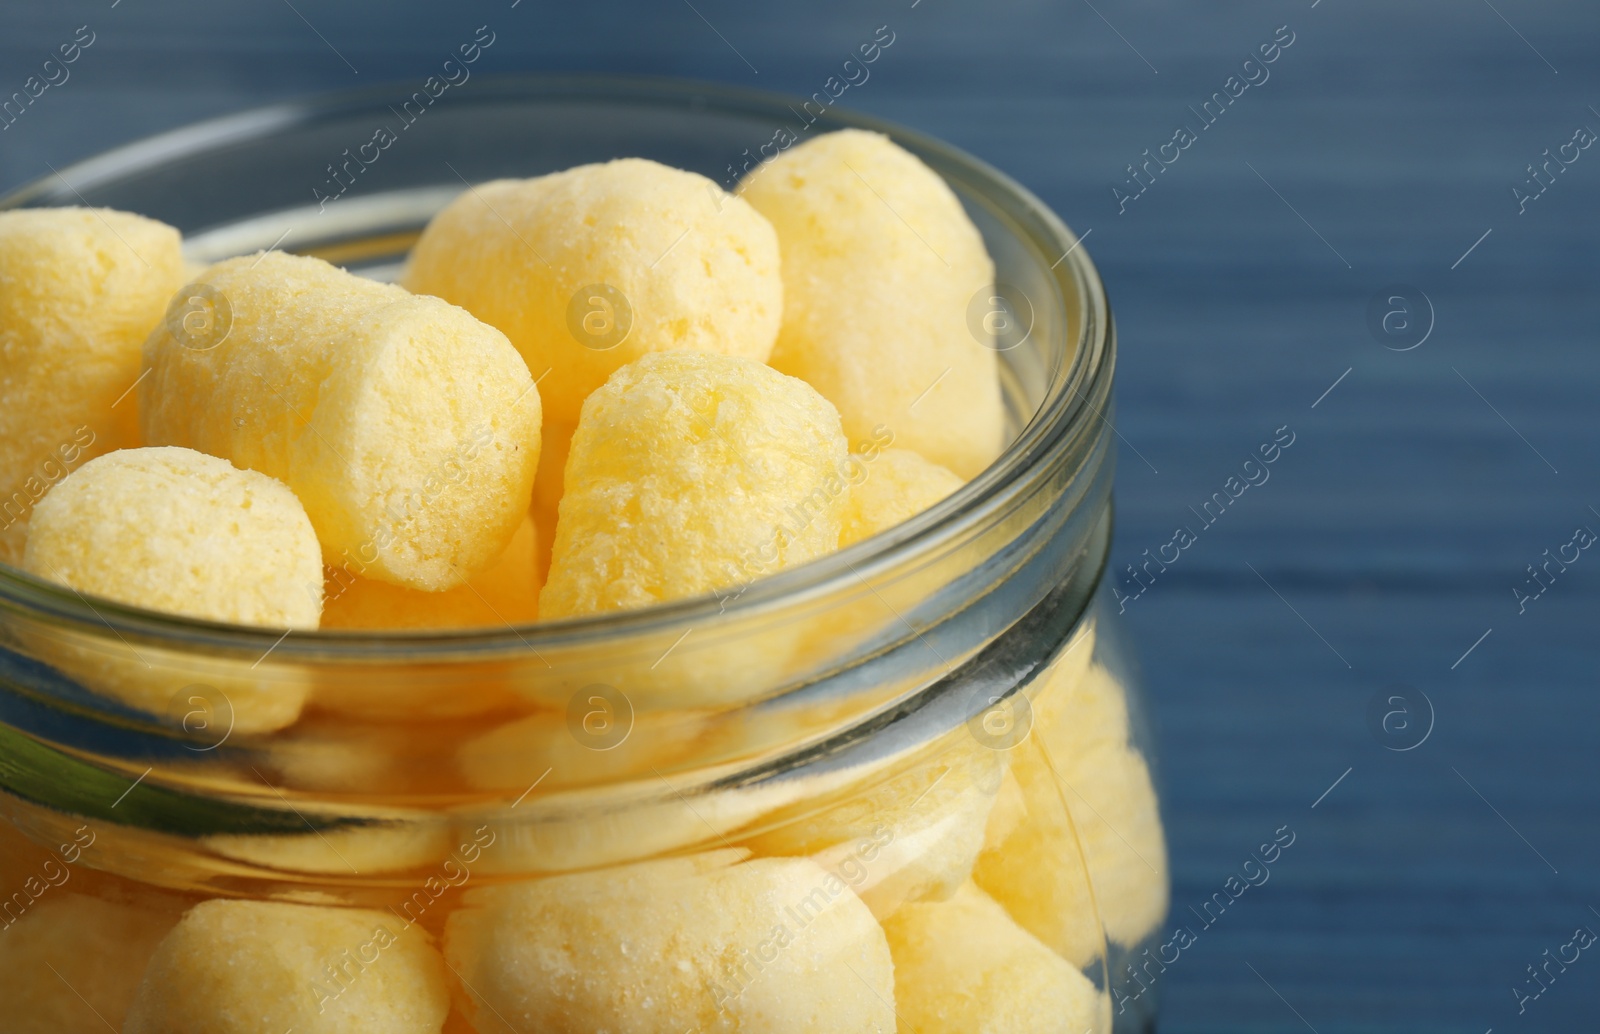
[4,1,1597,1030]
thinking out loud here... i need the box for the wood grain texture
[3,1,1598,1030]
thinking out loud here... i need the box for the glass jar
[0,76,1165,1033]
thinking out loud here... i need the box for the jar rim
[0,72,1111,662]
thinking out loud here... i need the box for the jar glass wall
[0,77,1165,1033]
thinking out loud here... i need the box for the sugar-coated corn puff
[23,446,322,628]
[541,351,848,617]
[124,899,451,1033]
[841,446,965,546]
[741,129,1004,478]
[20,446,317,734]
[445,851,895,1033]
[141,251,540,592]
[883,881,1109,1034]
[0,207,183,562]
[404,158,782,425]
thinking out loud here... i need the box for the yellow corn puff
[404,158,781,425]
[841,446,964,545]
[741,129,1004,478]
[0,207,183,562]
[23,446,322,628]
[445,851,895,1033]
[124,899,450,1033]
[884,881,1109,1034]
[141,251,539,592]
[541,351,847,617]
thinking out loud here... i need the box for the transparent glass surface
[0,75,1163,1033]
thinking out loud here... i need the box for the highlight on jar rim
[0,77,1164,1033]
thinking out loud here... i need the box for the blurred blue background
[4,1,1598,1030]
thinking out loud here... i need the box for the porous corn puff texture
[124,899,451,1034]
[741,129,1005,479]
[840,446,965,546]
[445,850,896,1033]
[403,158,783,426]
[0,207,183,562]
[321,513,539,629]
[140,251,540,592]
[541,351,848,618]
[23,446,322,628]
[0,893,181,1034]
[883,881,1110,1034]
